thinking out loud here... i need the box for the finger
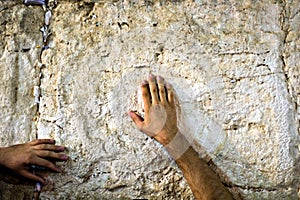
[30,139,55,146]
[140,80,151,113]
[148,74,159,104]
[31,156,62,173]
[34,144,65,152]
[10,177,33,185]
[157,76,166,103]
[20,170,46,185]
[36,150,68,161]
[2,172,34,185]
[129,111,144,130]
[166,82,175,106]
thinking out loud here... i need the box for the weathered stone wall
[0,0,299,199]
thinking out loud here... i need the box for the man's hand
[129,74,178,146]
[0,139,68,185]
[129,75,234,199]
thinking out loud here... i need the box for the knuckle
[142,92,148,98]
[151,87,157,93]
[46,151,53,157]
[25,154,34,164]
[37,144,46,149]
[159,91,165,98]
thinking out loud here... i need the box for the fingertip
[23,171,46,185]
[128,111,135,121]
[140,80,149,86]
[57,145,65,151]
[61,155,69,161]
[52,166,62,173]
[129,111,144,126]
[38,177,46,185]
[165,82,172,89]
[50,139,55,144]
[128,110,134,117]
[157,75,164,83]
[56,168,63,173]
[148,73,156,82]
[128,111,138,120]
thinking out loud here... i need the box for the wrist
[165,131,191,160]
[0,147,11,169]
[0,147,6,168]
[153,126,179,146]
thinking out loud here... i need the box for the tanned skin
[129,74,233,200]
[0,139,68,185]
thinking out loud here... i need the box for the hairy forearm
[131,75,233,199]
[166,134,233,200]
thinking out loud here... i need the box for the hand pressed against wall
[129,75,233,200]
[129,74,178,146]
[0,139,68,185]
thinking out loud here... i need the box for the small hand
[0,139,68,185]
[129,74,178,146]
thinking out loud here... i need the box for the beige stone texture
[0,0,299,199]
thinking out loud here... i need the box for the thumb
[129,111,144,130]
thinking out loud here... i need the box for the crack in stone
[221,72,283,81]
[279,0,300,196]
[216,50,270,56]
[33,64,42,140]
[279,1,292,99]
[30,1,57,140]
[227,183,294,193]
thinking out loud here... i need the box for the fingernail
[141,80,148,86]
[165,82,172,89]
[148,74,155,82]
[59,146,65,151]
[128,111,137,118]
[61,155,69,160]
[157,75,164,83]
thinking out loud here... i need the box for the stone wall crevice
[279,0,300,196]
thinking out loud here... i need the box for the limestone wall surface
[0,0,299,199]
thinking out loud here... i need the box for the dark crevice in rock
[279,1,293,101]
[221,72,283,82]
[11,53,19,107]
[227,183,291,192]
[280,0,300,196]
[217,50,270,56]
